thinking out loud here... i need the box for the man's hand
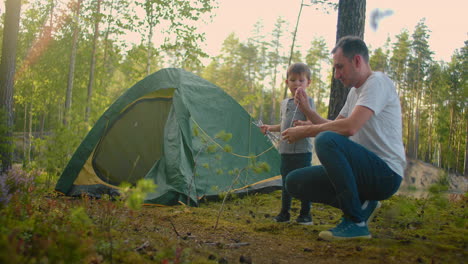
[282,125,314,143]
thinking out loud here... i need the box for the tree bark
[327,0,366,120]
[0,0,22,173]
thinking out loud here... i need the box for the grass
[0,168,466,264]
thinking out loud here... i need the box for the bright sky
[1,0,466,63]
[199,0,468,62]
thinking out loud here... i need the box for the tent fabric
[55,68,281,206]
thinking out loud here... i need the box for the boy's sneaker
[319,217,371,240]
[273,212,290,223]
[362,200,381,224]
[296,214,313,225]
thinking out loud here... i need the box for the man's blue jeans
[280,153,312,215]
[285,131,402,223]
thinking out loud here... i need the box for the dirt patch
[400,158,467,197]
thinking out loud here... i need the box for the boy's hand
[295,88,310,112]
[293,120,312,127]
[260,125,269,135]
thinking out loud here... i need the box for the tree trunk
[146,2,154,76]
[270,69,278,124]
[448,107,454,171]
[327,0,366,120]
[464,118,467,176]
[0,0,22,173]
[39,112,45,137]
[259,84,264,121]
[414,103,420,160]
[27,104,33,165]
[85,0,102,123]
[283,0,305,99]
[103,0,114,75]
[22,103,27,165]
[64,0,82,126]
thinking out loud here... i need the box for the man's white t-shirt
[339,72,406,177]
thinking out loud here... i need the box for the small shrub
[120,179,157,210]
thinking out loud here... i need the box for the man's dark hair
[286,62,311,80]
[331,36,369,63]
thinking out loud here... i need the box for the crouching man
[281,36,406,240]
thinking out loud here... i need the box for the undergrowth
[0,167,466,264]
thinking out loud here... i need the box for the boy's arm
[260,124,280,134]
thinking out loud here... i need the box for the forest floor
[55,189,466,264]
[1,162,467,264]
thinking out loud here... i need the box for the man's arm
[301,106,331,124]
[282,105,374,142]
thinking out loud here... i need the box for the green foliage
[119,179,157,210]
[70,206,93,226]
[215,130,232,142]
[0,165,466,263]
[0,109,13,171]
[0,165,39,208]
[222,145,232,153]
[32,122,88,177]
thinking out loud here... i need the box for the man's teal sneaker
[362,200,381,224]
[319,218,371,240]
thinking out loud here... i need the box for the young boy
[260,63,316,225]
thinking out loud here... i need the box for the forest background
[0,0,466,179]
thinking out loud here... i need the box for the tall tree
[85,0,102,123]
[249,19,268,121]
[389,30,411,152]
[0,0,21,172]
[63,0,83,126]
[369,47,388,72]
[238,41,258,114]
[462,41,468,176]
[268,16,287,124]
[442,42,466,173]
[137,0,215,74]
[214,33,246,101]
[14,0,55,165]
[389,30,411,95]
[327,0,366,119]
[305,37,330,115]
[407,19,433,159]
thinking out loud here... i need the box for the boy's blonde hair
[286,63,311,80]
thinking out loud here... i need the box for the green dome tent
[55,68,281,206]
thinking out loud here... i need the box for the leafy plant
[119,179,157,210]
